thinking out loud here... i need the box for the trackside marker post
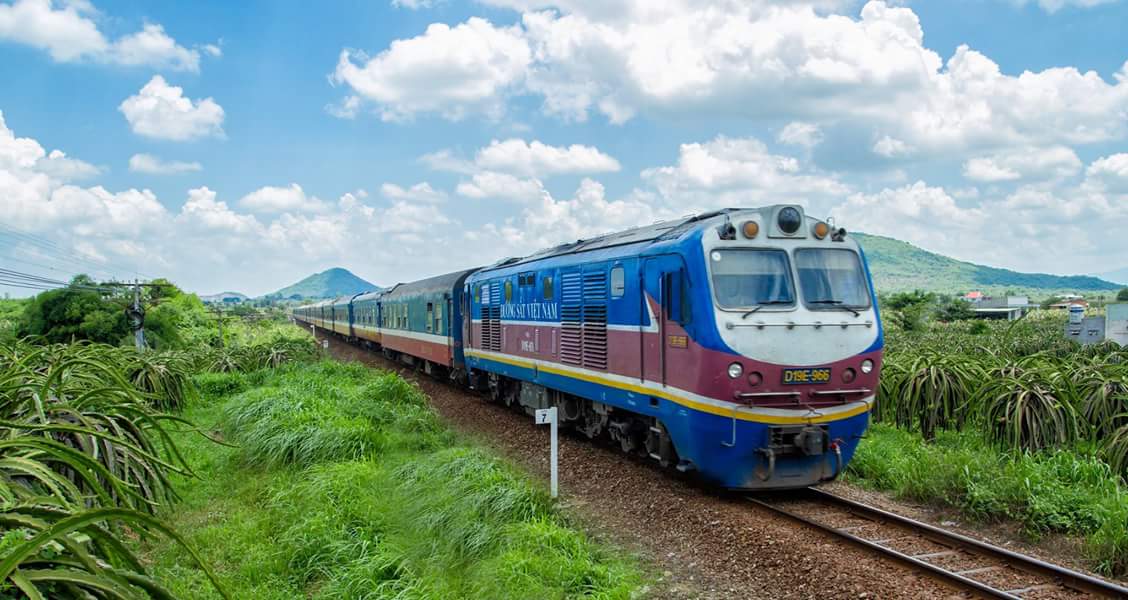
[535,407,558,498]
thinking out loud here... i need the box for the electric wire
[0,222,155,281]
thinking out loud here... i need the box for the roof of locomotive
[380,268,478,300]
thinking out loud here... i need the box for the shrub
[0,340,227,598]
[222,362,447,468]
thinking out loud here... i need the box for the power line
[0,223,156,281]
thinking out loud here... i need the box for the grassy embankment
[140,360,644,599]
[845,312,1128,577]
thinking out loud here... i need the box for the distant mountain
[854,233,1122,296]
[267,268,378,300]
[200,291,249,304]
[1095,267,1128,286]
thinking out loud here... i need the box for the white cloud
[331,18,531,121]
[778,122,823,148]
[119,76,225,141]
[962,146,1081,182]
[108,23,200,72]
[873,136,913,158]
[381,181,448,203]
[238,183,328,214]
[0,0,202,71]
[456,171,546,202]
[640,135,850,211]
[128,153,202,175]
[325,95,361,119]
[1011,0,1119,14]
[392,0,438,8]
[1085,153,1128,193]
[36,149,99,181]
[348,2,1128,164]
[473,138,620,177]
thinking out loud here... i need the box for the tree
[17,276,203,349]
[881,290,935,331]
[937,297,975,322]
[1118,288,1128,302]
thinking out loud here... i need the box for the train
[292,205,883,490]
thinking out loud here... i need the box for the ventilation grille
[480,283,503,352]
[560,272,583,365]
[560,270,608,369]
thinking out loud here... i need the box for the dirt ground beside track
[314,327,1128,597]
[318,332,976,599]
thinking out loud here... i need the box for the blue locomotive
[293,205,883,490]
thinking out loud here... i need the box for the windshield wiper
[808,299,860,317]
[742,300,791,319]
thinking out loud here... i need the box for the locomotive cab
[672,205,882,488]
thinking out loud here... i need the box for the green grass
[847,424,1128,576]
[139,361,644,599]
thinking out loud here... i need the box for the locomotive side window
[610,266,625,298]
[795,248,870,309]
[543,276,553,299]
[504,280,513,302]
[709,249,795,309]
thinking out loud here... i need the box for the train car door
[641,255,687,385]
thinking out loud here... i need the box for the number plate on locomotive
[782,367,831,385]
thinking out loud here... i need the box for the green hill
[267,268,378,300]
[853,233,1122,296]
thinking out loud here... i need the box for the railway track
[747,488,1128,599]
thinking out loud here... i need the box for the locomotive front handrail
[809,388,872,397]
[725,320,873,330]
[734,391,802,399]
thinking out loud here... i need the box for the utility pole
[126,280,146,351]
[213,305,225,348]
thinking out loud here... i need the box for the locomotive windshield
[709,249,795,309]
[795,248,870,309]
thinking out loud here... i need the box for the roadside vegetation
[142,361,640,599]
[848,304,1128,577]
[1,277,642,599]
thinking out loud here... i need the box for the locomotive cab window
[543,276,553,299]
[709,249,795,309]
[610,266,625,298]
[795,248,870,310]
[504,280,513,302]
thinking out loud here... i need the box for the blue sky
[2,0,1127,296]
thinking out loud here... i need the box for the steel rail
[747,488,1128,599]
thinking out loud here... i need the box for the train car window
[794,248,870,309]
[504,280,513,302]
[426,303,434,332]
[610,266,625,298]
[436,303,443,335]
[709,249,795,309]
[665,270,690,324]
[474,285,481,303]
[543,276,553,300]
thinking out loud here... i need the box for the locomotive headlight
[813,221,829,239]
[777,207,802,234]
[727,362,743,379]
[861,359,874,374]
[741,221,759,239]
